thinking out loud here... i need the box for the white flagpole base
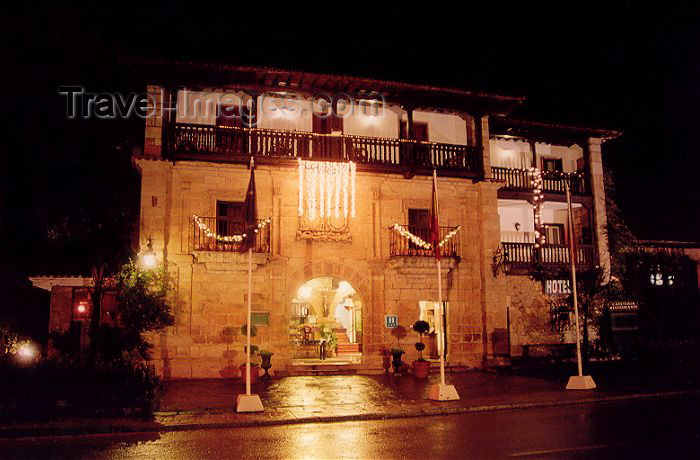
[428,383,460,401]
[236,393,264,412]
[566,375,597,390]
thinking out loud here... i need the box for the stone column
[144,85,173,159]
[588,137,611,280]
[476,115,491,179]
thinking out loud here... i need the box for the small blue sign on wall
[385,315,398,329]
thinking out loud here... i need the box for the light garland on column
[298,159,356,221]
[529,167,546,248]
[193,215,271,242]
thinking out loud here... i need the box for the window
[541,157,563,172]
[251,311,270,326]
[312,109,343,134]
[400,121,429,142]
[216,103,244,128]
[543,223,565,245]
[408,208,430,249]
[216,201,244,237]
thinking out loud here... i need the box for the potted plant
[239,324,260,385]
[412,320,431,379]
[380,348,391,373]
[390,325,408,374]
[390,347,405,373]
[259,349,274,380]
[320,327,338,359]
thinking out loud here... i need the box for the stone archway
[286,262,370,363]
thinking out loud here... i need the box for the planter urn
[413,360,431,379]
[260,354,273,381]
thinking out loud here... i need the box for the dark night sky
[2,1,700,276]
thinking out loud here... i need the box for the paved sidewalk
[1,371,697,439]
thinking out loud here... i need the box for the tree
[108,260,174,360]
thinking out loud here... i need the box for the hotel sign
[544,279,572,295]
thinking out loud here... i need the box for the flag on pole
[430,170,441,260]
[241,157,257,252]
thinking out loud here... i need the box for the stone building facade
[135,64,618,378]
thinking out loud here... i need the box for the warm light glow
[16,341,37,362]
[297,284,312,300]
[298,160,356,220]
[76,303,87,314]
[142,252,156,269]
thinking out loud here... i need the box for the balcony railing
[192,217,271,253]
[501,242,595,271]
[168,123,481,174]
[492,166,588,195]
[390,225,460,258]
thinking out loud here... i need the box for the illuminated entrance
[290,277,363,363]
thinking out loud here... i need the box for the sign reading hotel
[385,315,398,329]
[544,279,572,295]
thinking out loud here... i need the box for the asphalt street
[1,394,698,459]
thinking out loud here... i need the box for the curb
[1,389,697,440]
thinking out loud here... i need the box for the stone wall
[136,158,510,378]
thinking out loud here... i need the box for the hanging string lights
[193,215,271,242]
[529,167,546,248]
[298,159,356,221]
[390,223,462,251]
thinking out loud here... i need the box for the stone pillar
[588,137,611,279]
[144,85,173,158]
[476,115,491,179]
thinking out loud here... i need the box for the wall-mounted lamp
[141,236,157,269]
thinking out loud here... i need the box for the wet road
[1,394,699,459]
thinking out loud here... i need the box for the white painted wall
[490,139,584,172]
[498,200,579,242]
[342,103,399,138]
[413,111,467,145]
[257,94,313,132]
[176,90,249,125]
[175,91,468,145]
[490,139,533,169]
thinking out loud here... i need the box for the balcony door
[312,110,344,159]
[541,157,563,172]
[408,208,431,251]
[542,223,565,245]
[217,201,245,237]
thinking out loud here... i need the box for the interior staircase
[334,327,360,355]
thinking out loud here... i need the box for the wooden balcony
[501,242,595,273]
[492,166,588,195]
[192,217,270,253]
[167,123,481,176]
[389,225,460,259]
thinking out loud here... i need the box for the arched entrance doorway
[290,277,363,363]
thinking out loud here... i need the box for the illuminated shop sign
[544,279,571,295]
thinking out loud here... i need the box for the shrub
[0,356,160,420]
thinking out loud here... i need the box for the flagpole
[246,246,252,396]
[437,258,445,385]
[564,181,596,390]
[428,169,459,401]
[565,182,583,378]
[236,155,264,411]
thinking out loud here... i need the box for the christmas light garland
[193,215,271,242]
[298,159,356,221]
[390,224,462,250]
[529,167,546,248]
